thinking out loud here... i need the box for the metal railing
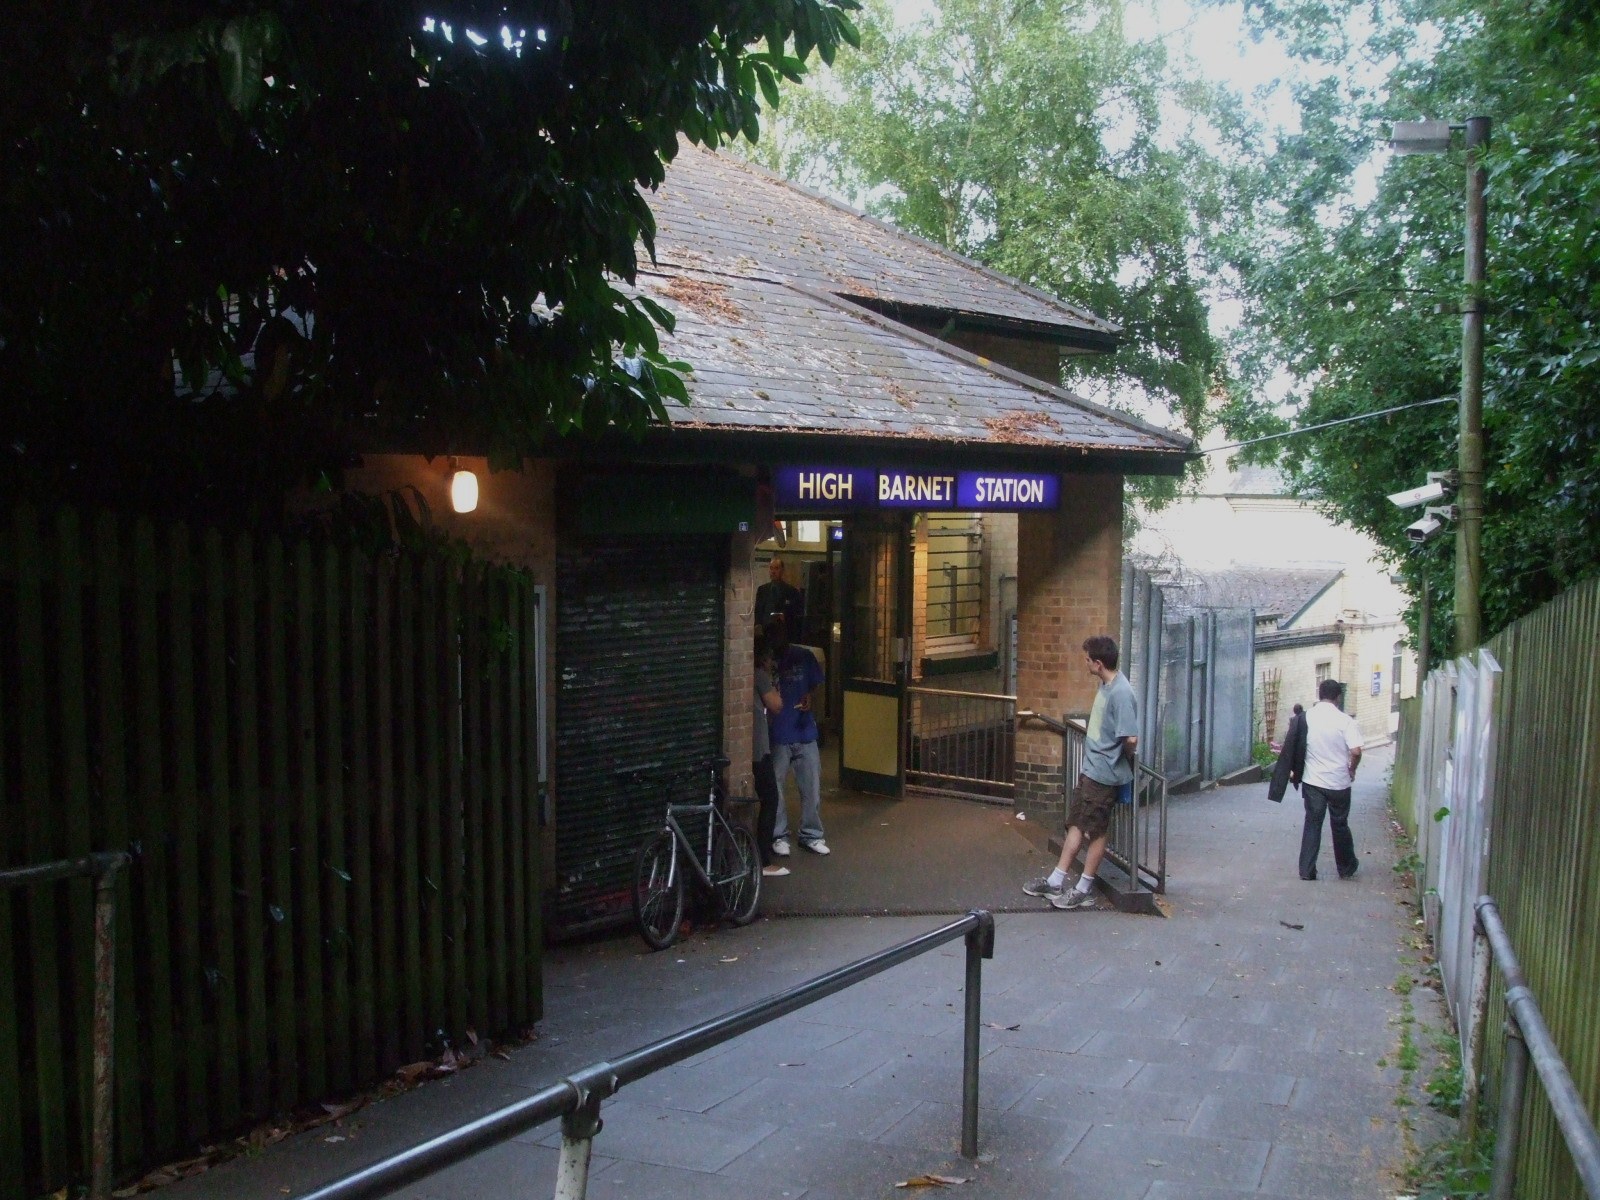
[299,910,997,1200]
[0,851,132,1200]
[1017,713,1168,895]
[1467,896,1600,1200]
[906,687,1016,801]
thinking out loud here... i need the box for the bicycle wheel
[713,824,762,926]
[632,830,684,950]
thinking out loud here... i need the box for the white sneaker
[802,839,831,856]
[762,864,790,877]
[772,838,791,857]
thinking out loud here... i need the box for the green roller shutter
[552,536,724,935]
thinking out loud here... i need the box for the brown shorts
[1066,775,1117,842]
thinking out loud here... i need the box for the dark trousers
[752,755,781,866]
[1300,783,1358,880]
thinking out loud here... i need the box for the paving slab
[156,745,1453,1200]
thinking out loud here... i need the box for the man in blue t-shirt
[764,618,829,856]
[1022,634,1139,910]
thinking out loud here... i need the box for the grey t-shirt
[1082,671,1138,786]
[752,667,774,760]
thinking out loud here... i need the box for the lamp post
[1390,116,1490,656]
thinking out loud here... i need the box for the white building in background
[1133,461,1417,746]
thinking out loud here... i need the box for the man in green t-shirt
[1022,635,1139,910]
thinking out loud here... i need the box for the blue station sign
[773,467,1059,512]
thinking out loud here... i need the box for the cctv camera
[1404,504,1458,545]
[1388,481,1449,509]
[1405,514,1445,544]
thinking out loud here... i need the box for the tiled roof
[640,270,1188,457]
[647,146,1119,344]
[1155,565,1344,626]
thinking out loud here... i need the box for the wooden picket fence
[0,505,544,1200]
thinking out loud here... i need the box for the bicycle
[630,755,762,950]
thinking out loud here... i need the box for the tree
[0,1,859,519]
[758,0,1235,496]
[1215,0,1600,655]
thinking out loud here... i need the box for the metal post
[1489,1012,1529,1200]
[553,1107,598,1200]
[1418,576,1432,680]
[1460,919,1491,1137]
[553,1062,616,1200]
[961,912,994,1160]
[1456,115,1489,656]
[90,866,120,1200]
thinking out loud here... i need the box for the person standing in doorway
[755,558,805,642]
[752,630,789,877]
[1299,678,1363,880]
[1022,635,1138,910]
[765,618,828,856]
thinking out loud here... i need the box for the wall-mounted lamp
[449,461,479,514]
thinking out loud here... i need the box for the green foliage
[0,1,858,520]
[764,0,1230,475]
[1252,740,1278,768]
[1216,0,1600,650]
[1424,1027,1464,1117]
[1409,1124,1494,1200]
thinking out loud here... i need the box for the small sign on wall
[1371,665,1383,696]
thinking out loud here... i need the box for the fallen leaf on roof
[662,275,744,322]
[983,410,1065,444]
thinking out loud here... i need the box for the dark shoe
[1300,872,1317,881]
[1339,860,1359,880]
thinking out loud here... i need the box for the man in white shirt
[1299,678,1364,881]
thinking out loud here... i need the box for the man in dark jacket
[755,558,805,641]
[1268,704,1307,803]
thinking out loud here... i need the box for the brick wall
[1013,474,1125,820]
[724,530,757,799]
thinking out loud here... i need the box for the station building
[339,146,1194,935]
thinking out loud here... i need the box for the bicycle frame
[659,798,747,895]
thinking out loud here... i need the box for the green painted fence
[1478,576,1600,1200]
[0,505,544,1200]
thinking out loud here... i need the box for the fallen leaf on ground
[895,1174,969,1187]
[1279,921,1305,930]
[778,1061,805,1067]
[984,1022,1021,1031]
[491,1048,512,1061]
[720,956,739,963]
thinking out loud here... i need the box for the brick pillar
[723,531,757,799]
[1014,475,1124,821]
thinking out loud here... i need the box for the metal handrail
[299,910,998,1200]
[910,686,1019,703]
[1473,896,1600,1200]
[1,850,132,1200]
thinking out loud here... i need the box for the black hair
[1082,634,1119,670]
[1318,679,1344,702]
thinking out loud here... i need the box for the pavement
[757,783,1048,917]
[163,744,1454,1200]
